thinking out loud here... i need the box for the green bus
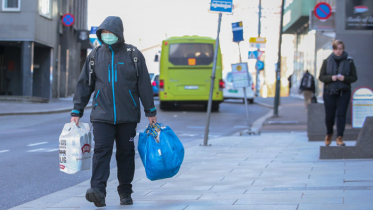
[159,36,224,111]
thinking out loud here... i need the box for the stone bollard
[320,117,373,159]
[307,103,360,141]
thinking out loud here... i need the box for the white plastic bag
[59,122,92,174]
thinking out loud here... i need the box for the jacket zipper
[109,45,117,124]
[129,90,137,107]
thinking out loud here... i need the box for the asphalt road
[0,99,270,210]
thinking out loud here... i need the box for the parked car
[223,72,254,104]
[150,73,159,96]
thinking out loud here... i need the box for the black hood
[96,16,125,46]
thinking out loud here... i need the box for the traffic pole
[203,12,222,146]
[274,0,285,117]
[237,42,251,131]
[255,0,262,97]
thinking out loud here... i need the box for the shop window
[39,0,51,18]
[2,0,21,12]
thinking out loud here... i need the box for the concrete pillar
[21,41,34,97]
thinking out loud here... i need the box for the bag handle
[144,123,165,143]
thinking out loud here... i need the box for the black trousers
[323,90,351,136]
[91,122,137,195]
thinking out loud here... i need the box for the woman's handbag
[138,123,184,181]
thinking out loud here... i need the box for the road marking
[0,150,9,153]
[28,142,48,147]
[47,148,59,152]
[179,134,199,137]
[27,148,45,152]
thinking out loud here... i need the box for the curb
[0,105,92,116]
[254,101,274,109]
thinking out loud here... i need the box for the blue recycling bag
[138,123,184,181]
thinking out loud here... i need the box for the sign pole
[203,12,222,146]
[274,0,285,117]
[237,42,252,132]
[255,0,262,97]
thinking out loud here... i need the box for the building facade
[0,0,90,101]
[283,0,373,122]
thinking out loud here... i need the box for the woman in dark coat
[318,40,357,146]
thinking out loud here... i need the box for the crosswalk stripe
[0,150,9,153]
[27,148,45,152]
[28,142,48,147]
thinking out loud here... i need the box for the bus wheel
[160,102,171,110]
[212,103,220,112]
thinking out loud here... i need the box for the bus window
[169,43,214,66]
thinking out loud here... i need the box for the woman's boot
[324,134,332,146]
[336,136,346,146]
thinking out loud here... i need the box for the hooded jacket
[71,16,156,124]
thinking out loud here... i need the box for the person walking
[319,40,357,146]
[299,70,315,110]
[70,16,157,207]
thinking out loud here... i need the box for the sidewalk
[0,97,91,116]
[255,97,308,133]
[9,134,373,209]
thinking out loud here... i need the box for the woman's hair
[332,40,345,50]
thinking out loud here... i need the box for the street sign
[352,87,373,128]
[62,13,75,27]
[89,26,101,47]
[232,21,243,42]
[210,0,233,13]
[231,63,250,88]
[256,60,264,70]
[248,50,263,59]
[249,37,266,43]
[314,2,332,20]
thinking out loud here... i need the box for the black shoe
[119,192,133,205]
[85,188,106,207]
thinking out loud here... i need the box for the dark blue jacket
[71,16,156,124]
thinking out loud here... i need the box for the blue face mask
[101,33,118,45]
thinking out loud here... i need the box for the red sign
[314,2,332,20]
[81,144,91,154]
[62,13,75,27]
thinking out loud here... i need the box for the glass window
[149,73,154,80]
[39,0,51,18]
[2,0,20,11]
[155,75,159,81]
[169,43,214,66]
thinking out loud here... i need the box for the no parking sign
[62,13,75,27]
[314,2,332,20]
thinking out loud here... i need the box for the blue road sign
[248,51,263,59]
[210,0,233,13]
[256,60,264,71]
[232,21,243,42]
[89,26,101,47]
[90,27,98,34]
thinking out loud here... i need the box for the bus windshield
[168,43,214,66]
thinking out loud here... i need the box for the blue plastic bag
[138,123,184,181]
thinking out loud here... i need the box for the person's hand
[332,75,338,81]
[71,116,80,126]
[148,116,157,125]
[337,75,345,81]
